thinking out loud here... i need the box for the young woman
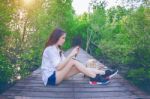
[41,28,117,86]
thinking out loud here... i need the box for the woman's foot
[89,74,110,85]
[102,69,118,79]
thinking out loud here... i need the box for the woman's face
[57,33,66,46]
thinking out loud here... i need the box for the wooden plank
[3,91,74,98]
[14,96,71,99]
[74,91,133,97]
[9,87,74,92]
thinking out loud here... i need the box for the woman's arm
[56,55,72,70]
[56,46,80,70]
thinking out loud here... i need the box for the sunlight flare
[23,0,33,5]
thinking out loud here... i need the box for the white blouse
[41,45,66,86]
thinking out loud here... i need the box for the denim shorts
[47,71,56,86]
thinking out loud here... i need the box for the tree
[0,0,14,46]
[0,0,15,93]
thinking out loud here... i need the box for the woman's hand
[68,46,80,58]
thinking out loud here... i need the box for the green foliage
[124,7,150,93]
[0,54,13,82]
[70,13,89,49]
[100,19,134,64]
[0,51,13,93]
[127,68,150,92]
[125,6,150,67]
[0,0,15,93]
[86,2,150,93]
[0,0,13,46]
[20,46,42,72]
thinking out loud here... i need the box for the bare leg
[56,59,96,84]
[64,66,80,80]
[64,66,105,79]
[56,59,104,84]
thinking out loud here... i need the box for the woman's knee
[67,59,76,66]
[66,59,79,69]
[71,66,79,71]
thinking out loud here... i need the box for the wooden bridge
[0,48,150,99]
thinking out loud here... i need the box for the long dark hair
[45,28,65,57]
[45,28,65,48]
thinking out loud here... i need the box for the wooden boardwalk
[1,48,150,99]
